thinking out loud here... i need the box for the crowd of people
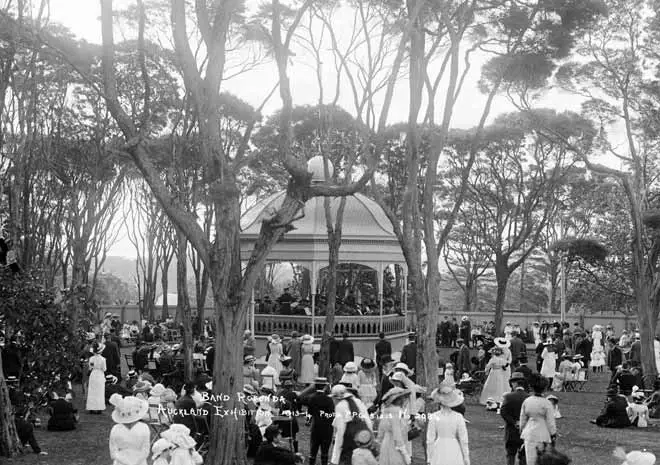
[3,313,660,465]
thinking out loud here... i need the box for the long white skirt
[86,368,106,411]
[429,437,465,465]
[299,354,315,384]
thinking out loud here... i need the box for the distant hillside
[100,255,182,301]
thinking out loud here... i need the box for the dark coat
[336,339,354,367]
[575,339,593,365]
[514,365,533,385]
[509,337,526,363]
[614,370,637,395]
[47,399,77,431]
[608,346,622,372]
[329,337,340,365]
[375,340,392,366]
[630,341,642,365]
[300,391,334,436]
[596,396,631,428]
[457,345,471,376]
[500,389,529,445]
[400,342,417,372]
[255,441,298,465]
[287,338,303,374]
[101,341,121,377]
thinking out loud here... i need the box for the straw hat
[162,388,177,403]
[546,394,559,403]
[161,424,197,449]
[382,387,410,405]
[151,438,174,460]
[614,448,656,465]
[354,430,373,446]
[394,362,413,375]
[343,362,358,373]
[494,337,511,349]
[243,384,258,396]
[110,394,149,424]
[302,334,313,343]
[391,372,406,384]
[509,372,526,384]
[431,385,463,408]
[133,380,152,393]
[270,334,281,343]
[105,374,118,384]
[150,383,166,397]
[330,384,352,400]
[93,343,106,354]
[244,355,256,364]
[313,377,329,385]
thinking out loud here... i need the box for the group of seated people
[591,378,660,428]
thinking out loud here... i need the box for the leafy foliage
[0,269,82,394]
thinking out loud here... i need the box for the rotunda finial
[307,156,334,183]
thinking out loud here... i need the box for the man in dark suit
[255,425,301,465]
[375,332,392,380]
[441,316,450,347]
[456,338,471,377]
[299,378,334,465]
[450,318,459,347]
[102,333,122,378]
[629,334,642,366]
[509,332,527,369]
[400,332,417,374]
[500,372,529,465]
[336,333,354,367]
[592,387,632,428]
[514,357,533,386]
[607,338,623,375]
[372,355,395,411]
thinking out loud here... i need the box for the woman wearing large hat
[479,346,509,406]
[540,342,558,387]
[299,334,315,384]
[494,337,513,379]
[108,394,150,465]
[358,358,378,408]
[267,334,284,375]
[427,386,470,465]
[378,388,412,465]
[86,342,107,414]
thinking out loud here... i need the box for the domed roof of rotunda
[240,156,405,266]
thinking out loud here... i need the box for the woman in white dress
[266,334,284,374]
[427,386,470,465]
[532,322,542,346]
[519,374,556,465]
[494,337,512,379]
[357,358,378,408]
[479,347,510,405]
[299,334,315,384]
[540,342,558,388]
[378,387,412,465]
[86,342,107,413]
[109,394,150,465]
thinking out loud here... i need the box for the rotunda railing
[254,313,406,337]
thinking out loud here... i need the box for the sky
[47,0,587,259]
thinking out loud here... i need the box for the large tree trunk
[0,354,22,457]
[494,259,510,336]
[464,273,478,313]
[176,229,193,382]
[319,235,339,377]
[635,272,659,386]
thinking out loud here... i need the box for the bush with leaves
[0,268,82,394]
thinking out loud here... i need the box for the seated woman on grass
[590,386,631,428]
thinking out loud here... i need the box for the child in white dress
[108,394,150,465]
[628,392,649,427]
[151,438,174,465]
[160,424,203,465]
[444,363,456,387]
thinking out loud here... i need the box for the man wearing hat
[286,331,303,380]
[459,316,471,347]
[337,333,355,368]
[630,333,642,366]
[500,373,529,465]
[509,331,527,369]
[329,384,372,465]
[400,332,417,379]
[375,332,392,380]
[299,377,334,465]
[255,424,303,465]
[102,332,122,379]
[514,357,532,386]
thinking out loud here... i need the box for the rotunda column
[378,262,384,332]
[251,288,255,333]
[311,261,317,338]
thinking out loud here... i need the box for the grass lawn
[5,346,659,465]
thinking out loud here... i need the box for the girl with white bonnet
[613,448,656,465]
[340,361,360,390]
[300,334,316,384]
[427,385,470,465]
[160,424,203,465]
[151,438,174,465]
[357,358,378,408]
[146,383,170,424]
[108,394,150,465]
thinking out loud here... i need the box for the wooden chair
[124,354,135,371]
[564,369,588,392]
[146,403,170,445]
